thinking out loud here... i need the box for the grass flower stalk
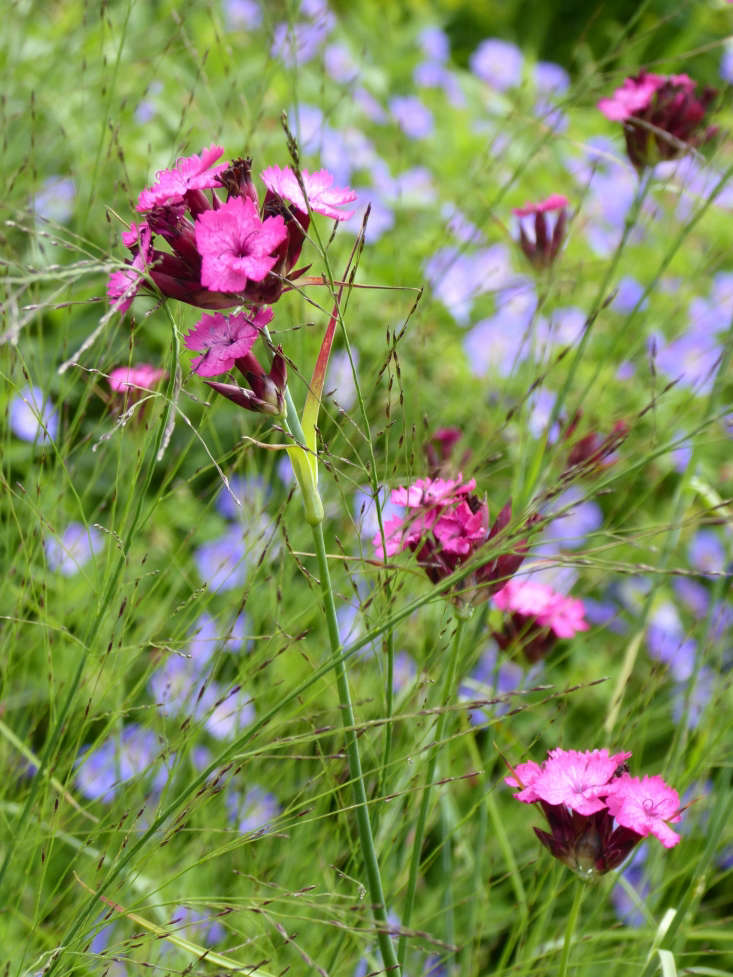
[398,613,467,969]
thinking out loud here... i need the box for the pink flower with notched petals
[492,578,588,639]
[520,748,632,815]
[392,475,476,508]
[432,500,487,555]
[184,307,273,377]
[137,146,228,211]
[108,364,167,392]
[107,223,153,314]
[504,760,543,800]
[195,196,287,293]
[604,774,682,849]
[513,194,569,217]
[260,165,357,221]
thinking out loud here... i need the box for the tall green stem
[559,881,586,977]
[310,520,400,975]
[398,614,466,969]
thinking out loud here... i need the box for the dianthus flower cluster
[492,578,588,662]
[598,71,717,171]
[506,748,682,879]
[108,146,356,413]
[373,475,532,602]
[513,194,568,270]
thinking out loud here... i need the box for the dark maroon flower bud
[565,420,629,472]
[513,195,568,271]
[598,71,717,172]
[534,803,643,877]
[216,156,259,207]
[206,345,287,416]
[424,426,467,477]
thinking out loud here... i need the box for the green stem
[310,520,400,976]
[559,881,585,977]
[398,614,466,969]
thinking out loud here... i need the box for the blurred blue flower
[287,103,325,154]
[391,166,434,204]
[709,600,733,642]
[336,602,378,659]
[392,650,417,694]
[228,784,281,834]
[276,453,294,486]
[149,654,206,719]
[10,385,59,444]
[441,203,485,245]
[389,95,434,139]
[583,597,627,634]
[353,485,404,541]
[673,577,709,619]
[343,193,395,243]
[612,276,648,314]
[32,176,76,223]
[533,61,569,95]
[203,685,255,739]
[413,62,465,106]
[326,348,359,411]
[671,430,693,473]
[460,644,543,725]
[543,306,585,348]
[463,314,525,377]
[170,905,226,945]
[194,529,248,592]
[646,601,696,681]
[611,847,649,927]
[688,529,727,576]
[543,487,603,549]
[353,87,387,122]
[418,25,450,62]
[76,725,167,803]
[223,0,261,29]
[528,389,560,442]
[216,474,269,520]
[533,98,567,133]
[673,666,714,728]
[271,2,333,66]
[324,42,358,82]
[616,361,635,381]
[44,522,104,576]
[721,45,733,82]
[424,244,513,324]
[469,38,523,90]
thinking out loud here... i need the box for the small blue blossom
[673,666,715,729]
[418,25,450,62]
[673,577,709,618]
[612,276,648,314]
[10,385,59,444]
[343,193,395,243]
[223,0,262,29]
[353,485,404,541]
[392,650,417,694]
[324,42,358,82]
[611,847,649,927]
[194,529,248,592]
[216,474,269,519]
[326,348,359,411]
[543,487,603,549]
[170,905,226,946]
[203,685,255,739]
[44,522,104,576]
[688,529,727,576]
[469,38,523,90]
[76,725,167,803]
[32,176,76,223]
[229,784,281,834]
[460,644,543,725]
[533,61,570,95]
[389,95,434,140]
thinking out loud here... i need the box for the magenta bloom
[195,196,287,293]
[604,774,682,849]
[513,194,568,270]
[260,165,357,220]
[506,748,682,877]
[184,307,272,377]
[108,364,167,393]
[492,578,588,661]
[597,71,717,171]
[107,223,153,314]
[374,476,532,602]
[518,748,631,815]
[137,145,228,211]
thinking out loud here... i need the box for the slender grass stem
[398,614,466,970]
[559,881,586,977]
[310,519,400,976]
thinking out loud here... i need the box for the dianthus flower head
[492,578,588,661]
[604,774,682,849]
[506,748,682,878]
[137,145,228,211]
[260,165,357,220]
[513,194,568,271]
[108,363,167,393]
[107,222,153,314]
[597,71,717,171]
[195,195,288,293]
[184,307,272,377]
[374,476,533,602]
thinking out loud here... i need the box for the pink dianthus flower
[260,165,357,221]
[137,146,228,211]
[604,774,682,849]
[512,194,568,270]
[184,307,273,377]
[492,578,588,661]
[108,364,167,393]
[520,748,632,815]
[107,223,153,314]
[195,196,288,293]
